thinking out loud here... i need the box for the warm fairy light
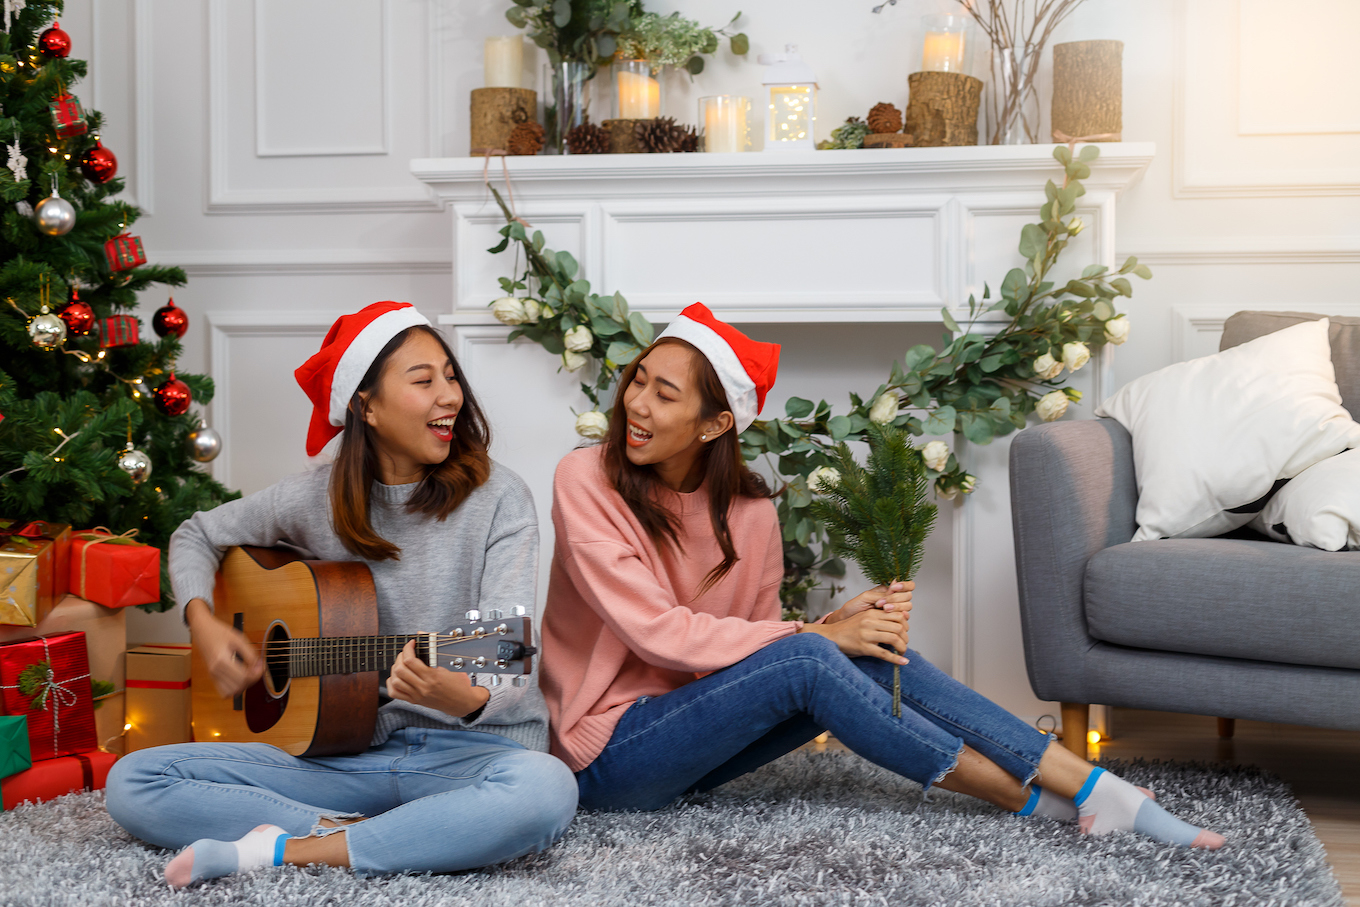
[1087,730,1102,744]
[814,731,830,744]
[123,723,132,731]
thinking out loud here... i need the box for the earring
[701,434,707,441]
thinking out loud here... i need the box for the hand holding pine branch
[811,425,938,716]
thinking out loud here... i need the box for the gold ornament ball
[29,306,67,348]
[186,426,222,463]
[117,447,152,484]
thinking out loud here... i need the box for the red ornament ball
[79,141,117,183]
[56,289,95,337]
[152,299,189,339]
[152,374,192,416]
[38,21,71,58]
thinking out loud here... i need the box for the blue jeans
[106,727,577,875]
[576,633,1052,811]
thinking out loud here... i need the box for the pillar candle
[484,36,523,89]
[702,97,748,152]
[617,70,661,119]
[922,30,966,72]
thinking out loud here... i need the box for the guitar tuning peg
[464,610,481,622]
[511,605,527,617]
[488,675,503,687]
[512,676,529,687]
[485,609,503,620]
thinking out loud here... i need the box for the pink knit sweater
[540,446,800,772]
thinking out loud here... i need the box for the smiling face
[360,329,464,485]
[622,340,733,492]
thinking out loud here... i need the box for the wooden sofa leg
[1061,703,1090,759]
[1217,717,1236,739]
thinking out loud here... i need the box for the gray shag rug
[0,751,1342,907]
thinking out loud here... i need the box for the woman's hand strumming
[186,598,265,698]
[388,639,492,718]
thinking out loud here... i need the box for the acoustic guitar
[190,546,535,757]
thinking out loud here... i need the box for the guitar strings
[259,632,513,665]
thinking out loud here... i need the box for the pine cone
[866,102,903,135]
[634,116,687,153]
[565,119,610,154]
[506,121,544,156]
[677,124,700,153]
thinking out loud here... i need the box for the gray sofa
[1010,311,1360,756]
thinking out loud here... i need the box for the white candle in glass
[920,16,970,73]
[701,96,748,152]
[484,36,523,88]
[617,69,661,118]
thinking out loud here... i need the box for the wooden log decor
[904,72,983,147]
[602,118,648,154]
[862,133,915,149]
[1051,40,1123,142]
[470,87,538,155]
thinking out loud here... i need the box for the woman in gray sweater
[105,302,577,888]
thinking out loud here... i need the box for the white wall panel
[1238,0,1360,136]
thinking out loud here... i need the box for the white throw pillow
[1094,318,1360,541]
[1250,448,1360,550]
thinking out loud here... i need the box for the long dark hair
[330,325,491,561]
[602,337,770,594]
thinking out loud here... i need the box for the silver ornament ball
[28,307,66,348]
[34,195,76,236]
[117,447,152,484]
[186,426,222,463]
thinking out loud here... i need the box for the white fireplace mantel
[410,143,1155,723]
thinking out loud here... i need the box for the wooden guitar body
[191,546,379,757]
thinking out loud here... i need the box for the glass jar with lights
[758,45,817,151]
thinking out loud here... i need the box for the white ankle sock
[164,824,289,889]
[1016,782,1156,821]
[1075,768,1224,849]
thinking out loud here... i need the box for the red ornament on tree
[79,141,117,183]
[152,298,189,339]
[38,22,72,59]
[56,287,95,337]
[152,374,192,416]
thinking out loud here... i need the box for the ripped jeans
[105,727,577,875]
[576,633,1052,812]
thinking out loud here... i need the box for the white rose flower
[562,349,589,372]
[1067,216,1084,236]
[1104,315,1130,345]
[922,440,950,473]
[1061,341,1090,372]
[563,325,594,352]
[491,296,531,325]
[1035,389,1069,422]
[960,474,976,494]
[574,410,609,440]
[807,466,841,493]
[520,298,541,324]
[935,477,958,501]
[1032,352,1063,381]
[869,392,899,425]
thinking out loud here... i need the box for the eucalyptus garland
[487,144,1150,612]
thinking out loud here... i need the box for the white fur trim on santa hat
[327,306,431,427]
[658,315,759,432]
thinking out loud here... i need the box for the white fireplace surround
[410,143,1154,721]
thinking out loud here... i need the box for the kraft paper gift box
[1,749,117,810]
[0,715,30,779]
[0,630,97,760]
[68,529,160,609]
[125,644,192,752]
[0,596,128,755]
[0,520,73,626]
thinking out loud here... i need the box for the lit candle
[920,16,970,73]
[484,36,523,88]
[701,96,749,152]
[617,69,661,119]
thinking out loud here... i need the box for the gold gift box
[0,520,72,627]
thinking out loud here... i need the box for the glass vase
[544,61,594,154]
[989,46,1040,145]
[612,59,664,120]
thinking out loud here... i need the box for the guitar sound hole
[264,623,291,696]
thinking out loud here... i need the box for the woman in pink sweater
[540,303,1222,849]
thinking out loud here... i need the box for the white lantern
[758,45,817,151]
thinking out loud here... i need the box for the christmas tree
[0,2,237,611]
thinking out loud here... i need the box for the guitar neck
[274,634,433,678]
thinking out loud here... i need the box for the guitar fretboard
[271,635,430,678]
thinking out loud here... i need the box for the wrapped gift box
[69,530,160,609]
[0,631,97,760]
[0,715,30,779]
[0,520,73,626]
[103,233,146,273]
[125,644,191,753]
[0,596,127,755]
[1,749,117,810]
[97,314,139,349]
[48,92,88,139]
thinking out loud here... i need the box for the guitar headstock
[429,614,535,678]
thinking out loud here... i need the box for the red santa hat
[294,301,431,456]
[656,303,780,433]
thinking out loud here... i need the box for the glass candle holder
[613,59,663,119]
[920,15,973,73]
[484,36,523,88]
[699,96,750,152]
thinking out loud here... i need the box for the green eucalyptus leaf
[941,307,960,334]
[1001,268,1029,304]
[596,34,616,59]
[1082,264,1109,278]
[1066,161,1091,180]
[606,339,641,364]
[903,344,935,373]
[685,55,705,75]
[730,32,750,55]
[827,415,852,440]
[1065,280,1097,298]
[785,396,814,419]
[1133,264,1153,280]
[960,412,993,444]
[1019,223,1047,260]
[1120,255,1139,273]
[487,237,510,254]
[540,333,566,355]
[1110,277,1133,298]
[1054,144,1073,165]
[978,353,1007,373]
[922,405,955,436]
[821,557,847,578]
[788,479,813,509]
[1078,144,1101,163]
[506,6,528,28]
[1092,300,1116,321]
[552,0,571,27]
[555,250,578,279]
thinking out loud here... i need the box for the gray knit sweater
[168,461,548,753]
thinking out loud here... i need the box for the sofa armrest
[1009,419,1138,702]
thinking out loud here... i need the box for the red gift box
[48,92,88,139]
[104,233,146,273]
[98,314,139,349]
[1,749,116,810]
[68,529,160,608]
[0,631,97,761]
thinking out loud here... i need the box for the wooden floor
[1093,708,1360,906]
